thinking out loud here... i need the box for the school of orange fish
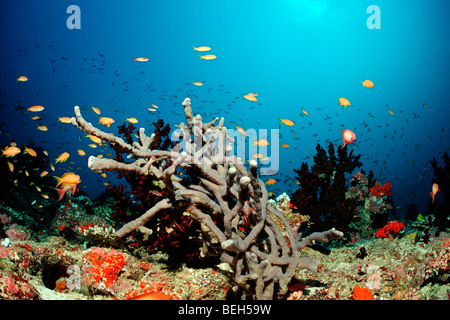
[1,44,443,205]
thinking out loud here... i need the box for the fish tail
[54,188,66,201]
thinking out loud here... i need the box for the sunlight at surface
[284,0,328,20]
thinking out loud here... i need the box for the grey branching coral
[71,97,343,299]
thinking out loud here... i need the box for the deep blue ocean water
[1,0,449,216]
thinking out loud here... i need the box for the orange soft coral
[352,285,374,300]
[55,280,67,293]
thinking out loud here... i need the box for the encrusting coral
[70,97,343,299]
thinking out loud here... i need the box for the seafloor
[0,195,448,300]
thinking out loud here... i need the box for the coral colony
[71,97,343,299]
[0,99,449,300]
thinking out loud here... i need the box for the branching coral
[70,97,343,299]
[290,142,362,240]
[107,120,201,260]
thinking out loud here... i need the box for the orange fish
[430,183,439,203]
[266,178,277,185]
[2,146,21,157]
[24,147,37,157]
[341,129,356,147]
[301,108,309,116]
[28,105,44,112]
[243,93,257,102]
[279,118,295,127]
[192,82,203,86]
[54,172,81,201]
[86,134,102,145]
[55,152,70,164]
[37,125,48,131]
[339,98,351,108]
[7,162,14,172]
[193,46,211,52]
[281,144,290,148]
[235,126,246,135]
[99,117,115,127]
[387,109,395,116]
[199,54,216,60]
[91,106,101,115]
[133,57,149,62]
[126,117,139,123]
[77,149,86,156]
[58,117,72,123]
[252,153,264,159]
[16,76,28,82]
[253,139,270,147]
[362,80,374,88]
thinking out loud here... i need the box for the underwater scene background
[0,0,449,301]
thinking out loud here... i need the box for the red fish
[341,129,356,147]
[430,183,439,203]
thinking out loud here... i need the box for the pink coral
[0,214,10,225]
[5,225,27,241]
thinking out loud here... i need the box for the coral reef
[346,171,392,238]
[69,97,344,299]
[290,142,363,240]
[0,143,58,232]
[0,185,448,300]
[286,233,450,300]
[430,152,449,231]
[106,120,201,261]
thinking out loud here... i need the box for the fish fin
[53,176,62,187]
[341,129,346,147]
[54,188,65,201]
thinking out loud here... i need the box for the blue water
[1,0,449,214]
